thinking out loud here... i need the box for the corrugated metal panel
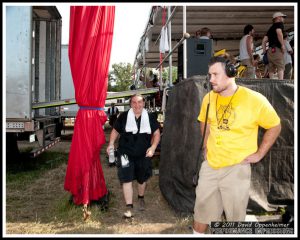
[6,6,32,119]
[6,6,62,121]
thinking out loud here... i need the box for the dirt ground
[5,125,193,235]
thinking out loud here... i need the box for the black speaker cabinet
[178,38,213,79]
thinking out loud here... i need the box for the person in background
[253,54,262,78]
[239,24,256,78]
[106,94,160,218]
[193,56,281,234]
[283,31,293,80]
[262,12,287,79]
[152,75,162,107]
[107,103,119,127]
[196,27,213,39]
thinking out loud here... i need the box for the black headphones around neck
[225,60,238,78]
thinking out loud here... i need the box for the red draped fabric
[64,6,115,205]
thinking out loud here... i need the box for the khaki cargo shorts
[267,47,285,72]
[194,160,251,224]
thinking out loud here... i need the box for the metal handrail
[155,32,190,70]
[32,88,160,109]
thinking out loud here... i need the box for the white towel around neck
[125,108,151,134]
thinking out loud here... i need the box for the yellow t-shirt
[198,86,280,169]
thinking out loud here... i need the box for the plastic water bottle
[108,147,115,164]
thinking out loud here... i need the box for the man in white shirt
[239,24,255,78]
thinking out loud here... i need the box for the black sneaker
[138,198,145,211]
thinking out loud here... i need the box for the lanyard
[215,86,239,128]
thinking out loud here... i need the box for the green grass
[6,151,68,186]
[54,191,114,223]
[19,146,34,153]
[55,195,83,222]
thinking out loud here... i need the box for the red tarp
[64,6,115,205]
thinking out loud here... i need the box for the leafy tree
[108,62,133,91]
[161,67,178,85]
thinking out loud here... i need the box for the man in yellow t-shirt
[193,56,281,234]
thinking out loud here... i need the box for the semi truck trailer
[6,6,63,158]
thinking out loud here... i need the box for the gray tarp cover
[159,77,294,215]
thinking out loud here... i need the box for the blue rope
[79,106,105,110]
